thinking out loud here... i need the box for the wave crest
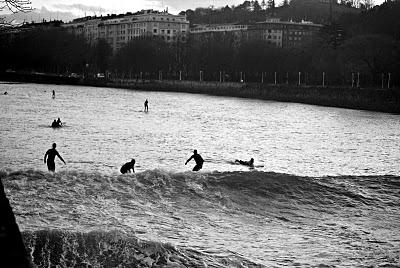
[22,230,262,268]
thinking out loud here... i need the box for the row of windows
[265,35,281,40]
[151,16,185,22]
[153,29,185,35]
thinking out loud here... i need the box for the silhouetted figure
[52,90,55,99]
[56,118,62,126]
[235,158,254,167]
[120,159,135,174]
[3,91,7,95]
[144,99,149,112]
[51,119,58,127]
[185,149,204,171]
[44,143,66,172]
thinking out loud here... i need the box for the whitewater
[1,82,400,267]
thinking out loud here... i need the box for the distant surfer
[51,119,62,128]
[3,91,7,95]
[44,143,66,172]
[144,99,149,112]
[235,158,254,167]
[120,159,135,174]
[52,90,55,99]
[51,119,58,127]
[185,149,204,171]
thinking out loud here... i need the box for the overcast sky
[32,0,246,16]
[3,0,385,23]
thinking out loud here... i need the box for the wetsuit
[45,148,60,171]
[191,154,204,171]
[120,162,135,174]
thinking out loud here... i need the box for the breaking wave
[1,169,400,267]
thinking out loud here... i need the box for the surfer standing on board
[44,143,66,172]
[185,150,204,171]
[144,99,149,112]
[120,159,135,174]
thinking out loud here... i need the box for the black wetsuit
[190,154,204,171]
[45,148,61,171]
[120,162,135,174]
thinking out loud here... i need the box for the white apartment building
[63,10,189,52]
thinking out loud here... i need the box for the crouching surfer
[185,149,204,171]
[235,158,254,167]
[120,159,135,174]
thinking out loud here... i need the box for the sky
[2,0,385,23]
[5,0,246,22]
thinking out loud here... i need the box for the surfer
[56,118,62,126]
[185,149,204,171]
[52,90,55,99]
[3,91,7,95]
[235,158,254,167]
[144,99,149,112]
[120,159,135,174]
[44,143,66,172]
[51,119,58,127]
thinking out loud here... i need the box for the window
[153,29,157,33]
[167,30,170,34]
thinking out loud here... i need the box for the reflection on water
[1,82,400,176]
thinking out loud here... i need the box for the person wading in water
[44,143,66,172]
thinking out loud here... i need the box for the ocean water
[1,82,400,267]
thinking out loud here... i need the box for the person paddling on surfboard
[185,149,204,171]
[235,158,254,167]
[120,159,135,174]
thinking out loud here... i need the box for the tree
[253,0,262,12]
[341,34,400,82]
[0,0,32,13]
[261,0,267,9]
[0,0,32,27]
[268,0,275,9]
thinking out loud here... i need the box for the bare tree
[0,0,32,13]
[0,0,32,28]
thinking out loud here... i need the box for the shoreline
[1,72,399,114]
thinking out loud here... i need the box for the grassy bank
[2,71,399,113]
[108,79,400,114]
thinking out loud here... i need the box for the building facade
[189,23,249,47]
[62,10,189,52]
[190,19,323,48]
[248,19,323,48]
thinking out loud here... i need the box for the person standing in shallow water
[52,90,55,99]
[144,99,149,112]
[120,159,135,174]
[185,149,204,171]
[44,143,66,172]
